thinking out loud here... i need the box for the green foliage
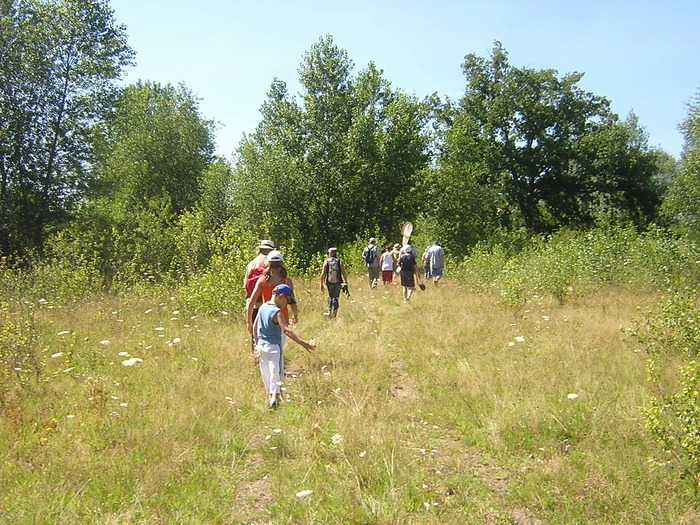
[93,81,215,214]
[630,290,700,485]
[177,221,257,316]
[662,88,700,240]
[438,41,662,236]
[457,226,700,306]
[0,301,41,397]
[233,35,430,257]
[0,0,134,256]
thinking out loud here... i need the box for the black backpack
[363,246,376,265]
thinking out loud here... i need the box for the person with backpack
[320,247,349,318]
[397,246,421,303]
[246,250,298,338]
[362,237,380,288]
[244,240,275,352]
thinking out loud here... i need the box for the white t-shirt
[380,251,395,271]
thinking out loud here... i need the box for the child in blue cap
[252,283,316,409]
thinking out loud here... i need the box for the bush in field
[178,223,256,316]
[176,222,309,316]
[457,226,700,306]
[630,290,700,486]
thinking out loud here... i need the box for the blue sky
[110,0,700,160]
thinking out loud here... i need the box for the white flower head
[567,393,579,400]
[295,490,313,498]
[122,357,143,367]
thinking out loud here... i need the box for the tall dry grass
[1,277,697,523]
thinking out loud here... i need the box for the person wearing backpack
[244,240,275,352]
[362,237,380,288]
[320,247,349,318]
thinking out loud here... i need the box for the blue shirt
[256,302,282,346]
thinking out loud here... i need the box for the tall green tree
[663,89,700,238]
[56,81,215,285]
[440,41,662,234]
[93,81,215,213]
[0,0,133,257]
[232,35,431,255]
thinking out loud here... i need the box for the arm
[246,277,264,334]
[320,260,327,290]
[340,261,349,283]
[276,312,315,351]
[287,277,298,323]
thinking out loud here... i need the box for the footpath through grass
[1,276,698,523]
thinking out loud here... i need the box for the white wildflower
[331,434,343,446]
[121,357,143,367]
[172,337,181,344]
[567,393,579,400]
[99,340,111,346]
[119,403,128,408]
[57,331,70,336]
[295,490,313,498]
[51,352,64,358]
[118,352,129,357]
[515,336,526,343]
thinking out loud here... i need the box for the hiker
[401,240,419,259]
[422,245,431,281]
[397,246,420,303]
[380,246,395,285]
[320,247,349,318]
[427,241,445,285]
[362,237,380,288]
[253,284,316,409]
[391,243,401,283]
[246,250,298,337]
[244,240,275,351]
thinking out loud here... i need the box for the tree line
[1,0,698,288]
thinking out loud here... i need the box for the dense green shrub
[630,290,700,486]
[457,227,700,306]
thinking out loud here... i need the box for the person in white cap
[243,240,275,353]
[362,237,380,288]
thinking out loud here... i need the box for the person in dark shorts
[397,248,419,303]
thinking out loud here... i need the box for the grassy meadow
[2,272,698,524]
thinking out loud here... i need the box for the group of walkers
[361,237,445,303]
[242,236,445,409]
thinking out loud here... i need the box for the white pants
[257,339,285,394]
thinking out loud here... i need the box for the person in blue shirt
[252,283,316,409]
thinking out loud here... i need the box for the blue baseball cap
[272,284,293,297]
